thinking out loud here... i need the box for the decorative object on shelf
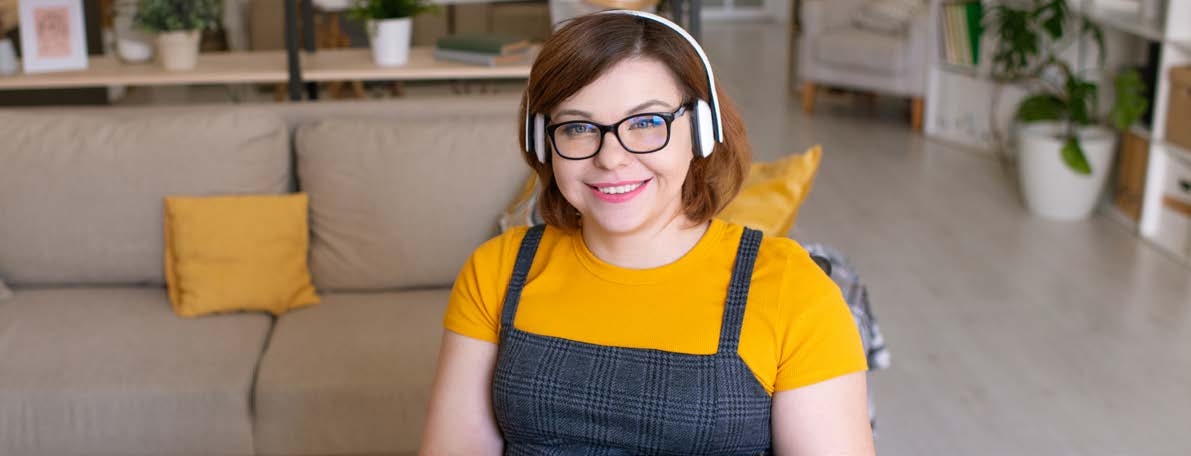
[350,0,434,67]
[434,33,531,66]
[112,0,153,63]
[17,0,88,74]
[986,0,1149,220]
[134,0,221,71]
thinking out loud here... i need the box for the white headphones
[524,9,724,163]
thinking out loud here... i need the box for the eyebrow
[553,99,674,120]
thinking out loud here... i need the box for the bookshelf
[924,0,1191,261]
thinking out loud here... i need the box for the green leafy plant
[348,0,436,20]
[134,0,222,33]
[986,0,1146,175]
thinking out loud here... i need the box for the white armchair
[797,0,936,130]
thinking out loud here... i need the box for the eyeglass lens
[553,114,669,159]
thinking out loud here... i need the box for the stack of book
[939,1,984,68]
[434,33,532,66]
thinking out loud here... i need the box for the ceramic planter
[1016,121,1119,220]
[367,18,412,67]
[156,30,201,71]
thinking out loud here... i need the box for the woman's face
[549,57,694,235]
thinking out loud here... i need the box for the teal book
[436,33,530,55]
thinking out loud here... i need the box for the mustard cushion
[164,193,320,317]
[718,145,822,236]
[498,146,823,236]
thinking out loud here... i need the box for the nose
[593,130,631,170]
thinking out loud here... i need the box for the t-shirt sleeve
[773,247,868,392]
[443,228,525,344]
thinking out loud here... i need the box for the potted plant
[134,0,221,71]
[987,0,1148,220]
[350,0,435,67]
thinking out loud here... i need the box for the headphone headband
[593,10,722,142]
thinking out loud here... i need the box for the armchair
[797,0,936,130]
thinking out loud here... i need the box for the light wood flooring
[703,21,1191,456]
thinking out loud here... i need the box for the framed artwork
[18,0,87,73]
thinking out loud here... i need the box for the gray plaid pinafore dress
[491,224,773,455]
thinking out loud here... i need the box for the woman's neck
[580,214,711,270]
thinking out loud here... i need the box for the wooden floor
[703,22,1191,455]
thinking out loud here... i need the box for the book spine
[966,1,983,66]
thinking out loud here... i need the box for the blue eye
[628,115,665,130]
[562,123,597,136]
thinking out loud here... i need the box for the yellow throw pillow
[498,146,823,237]
[719,145,822,237]
[164,193,320,317]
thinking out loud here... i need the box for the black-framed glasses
[545,103,690,160]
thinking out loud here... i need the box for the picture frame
[18,0,87,74]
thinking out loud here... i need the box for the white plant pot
[367,18,412,67]
[156,30,201,71]
[1016,122,1118,221]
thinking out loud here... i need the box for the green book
[436,33,530,55]
[965,1,983,66]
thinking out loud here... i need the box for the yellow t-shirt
[444,219,867,394]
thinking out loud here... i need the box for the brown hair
[518,12,751,231]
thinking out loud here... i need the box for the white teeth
[597,182,644,195]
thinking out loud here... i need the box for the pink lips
[588,178,650,203]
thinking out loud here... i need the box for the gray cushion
[0,278,10,301]
[815,27,908,76]
[253,289,449,456]
[0,287,272,456]
[297,115,530,290]
[0,110,290,286]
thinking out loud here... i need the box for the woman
[420,10,874,456]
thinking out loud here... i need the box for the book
[433,48,530,66]
[964,1,984,66]
[436,33,530,55]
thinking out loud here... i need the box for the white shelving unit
[925,0,1191,261]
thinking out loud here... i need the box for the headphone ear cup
[695,100,715,157]
[533,114,547,163]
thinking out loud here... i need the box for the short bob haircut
[518,12,751,231]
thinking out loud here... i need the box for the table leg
[283,0,302,101]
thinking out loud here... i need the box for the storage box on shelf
[1166,66,1191,152]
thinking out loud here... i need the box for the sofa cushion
[253,289,449,455]
[0,110,291,287]
[814,27,908,76]
[0,287,272,456]
[297,115,530,291]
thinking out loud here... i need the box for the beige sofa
[0,95,530,456]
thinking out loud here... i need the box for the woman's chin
[583,209,648,235]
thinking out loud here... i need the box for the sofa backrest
[295,106,529,290]
[0,95,529,290]
[0,109,291,287]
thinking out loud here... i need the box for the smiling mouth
[590,179,651,195]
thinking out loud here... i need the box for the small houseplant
[134,0,221,71]
[987,0,1148,220]
[350,0,435,67]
